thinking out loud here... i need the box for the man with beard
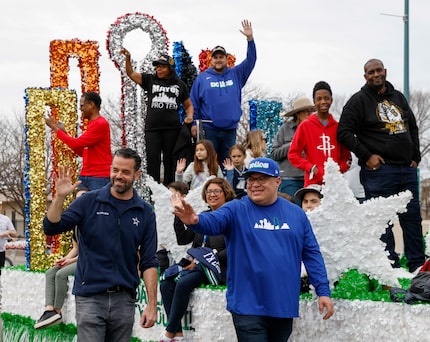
[337,58,425,273]
[44,148,158,341]
[190,20,256,166]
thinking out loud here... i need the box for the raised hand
[172,198,199,225]
[176,158,187,174]
[223,158,234,171]
[54,166,81,198]
[120,47,131,59]
[239,19,253,40]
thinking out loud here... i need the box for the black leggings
[0,251,5,274]
[145,129,179,186]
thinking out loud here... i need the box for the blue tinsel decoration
[23,91,31,271]
[248,99,283,152]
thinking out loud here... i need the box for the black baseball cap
[211,46,227,56]
[152,54,175,67]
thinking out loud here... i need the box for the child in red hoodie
[288,81,351,185]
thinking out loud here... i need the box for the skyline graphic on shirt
[151,84,180,110]
[253,217,290,230]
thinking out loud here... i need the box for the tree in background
[0,115,27,219]
[410,90,430,166]
[2,89,430,219]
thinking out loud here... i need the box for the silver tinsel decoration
[107,13,169,199]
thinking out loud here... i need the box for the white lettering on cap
[249,161,269,169]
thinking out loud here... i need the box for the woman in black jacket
[160,178,235,341]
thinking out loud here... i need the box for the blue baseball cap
[244,158,280,178]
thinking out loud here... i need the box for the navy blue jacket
[44,184,158,297]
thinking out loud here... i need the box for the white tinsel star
[309,158,413,287]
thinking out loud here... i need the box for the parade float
[1,11,430,342]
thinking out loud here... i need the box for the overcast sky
[1,0,429,118]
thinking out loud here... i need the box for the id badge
[237,179,246,189]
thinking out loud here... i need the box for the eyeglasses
[247,175,272,185]
[205,189,223,195]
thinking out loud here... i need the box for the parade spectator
[121,49,194,186]
[337,58,425,272]
[43,148,158,341]
[271,97,315,202]
[175,140,223,190]
[0,201,17,274]
[288,81,351,186]
[223,144,248,199]
[190,20,256,165]
[34,235,78,329]
[160,178,234,341]
[243,130,267,167]
[295,184,324,292]
[172,157,333,341]
[45,92,112,195]
[295,184,323,213]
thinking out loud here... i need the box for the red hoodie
[288,113,350,186]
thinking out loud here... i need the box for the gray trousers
[45,262,77,309]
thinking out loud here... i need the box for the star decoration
[132,217,140,226]
[308,158,413,288]
[145,175,209,261]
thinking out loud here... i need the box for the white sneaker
[159,332,174,342]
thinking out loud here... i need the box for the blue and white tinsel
[248,99,283,151]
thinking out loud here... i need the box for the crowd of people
[0,17,418,342]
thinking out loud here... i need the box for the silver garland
[107,13,168,199]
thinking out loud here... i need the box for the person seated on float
[159,177,235,342]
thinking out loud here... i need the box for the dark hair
[364,58,384,72]
[154,65,180,84]
[168,181,189,196]
[82,91,102,109]
[113,148,141,171]
[312,81,332,99]
[193,140,219,176]
[201,177,236,202]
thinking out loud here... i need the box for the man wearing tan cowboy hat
[270,97,315,204]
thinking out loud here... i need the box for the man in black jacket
[337,58,425,273]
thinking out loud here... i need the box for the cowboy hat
[282,97,316,117]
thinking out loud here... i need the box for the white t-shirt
[0,214,16,252]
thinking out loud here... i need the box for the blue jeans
[203,127,236,166]
[75,292,136,342]
[160,270,206,333]
[360,164,425,271]
[231,312,293,342]
[78,176,110,191]
[279,179,304,205]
